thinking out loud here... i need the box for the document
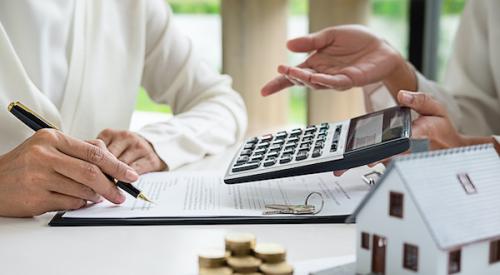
[63,166,378,219]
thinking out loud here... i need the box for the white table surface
[0,148,356,275]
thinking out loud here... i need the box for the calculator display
[345,107,406,152]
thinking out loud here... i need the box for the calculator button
[236,156,249,164]
[232,162,260,172]
[276,131,288,139]
[312,149,322,158]
[302,136,314,143]
[261,134,273,142]
[243,143,256,150]
[296,151,308,161]
[330,143,338,152]
[282,148,295,155]
[279,156,292,164]
[299,143,311,150]
[247,137,259,144]
[240,149,252,156]
[315,141,324,148]
[253,149,267,156]
[272,140,285,146]
[287,137,299,143]
[269,144,282,150]
[317,134,326,141]
[250,156,263,162]
[335,126,342,134]
[267,151,279,159]
[263,159,277,167]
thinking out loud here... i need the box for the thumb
[287,27,336,53]
[397,90,447,117]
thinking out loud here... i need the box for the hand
[333,91,467,177]
[261,25,417,97]
[397,91,470,149]
[0,129,139,217]
[97,129,167,175]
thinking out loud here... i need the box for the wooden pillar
[222,0,289,136]
[307,0,370,124]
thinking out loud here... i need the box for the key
[261,134,273,142]
[279,155,292,164]
[236,156,249,164]
[296,151,308,161]
[240,149,252,156]
[312,149,322,158]
[263,159,276,167]
[263,204,315,215]
[232,162,260,173]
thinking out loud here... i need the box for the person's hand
[261,25,417,97]
[97,129,167,175]
[397,91,469,149]
[0,129,139,217]
[333,91,468,177]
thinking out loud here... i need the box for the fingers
[52,154,126,204]
[333,170,347,177]
[55,134,138,183]
[47,173,102,203]
[397,91,447,117]
[287,28,335,53]
[118,149,142,165]
[130,157,154,175]
[310,73,354,91]
[46,192,87,212]
[261,75,294,96]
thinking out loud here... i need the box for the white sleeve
[364,0,498,136]
[137,0,247,170]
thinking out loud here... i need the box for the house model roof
[348,144,500,250]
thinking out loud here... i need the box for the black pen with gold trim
[8,101,153,203]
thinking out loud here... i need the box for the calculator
[224,106,411,184]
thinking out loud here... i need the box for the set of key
[262,203,316,215]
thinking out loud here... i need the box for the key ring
[305,192,324,215]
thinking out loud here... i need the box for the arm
[136,0,247,170]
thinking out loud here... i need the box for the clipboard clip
[362,171,383,186]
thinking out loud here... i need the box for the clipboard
[49,212,349,226]
[47,169,380,227]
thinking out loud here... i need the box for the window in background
[369,0,409,59]
[437,0,465,81]
[135,0,221,116]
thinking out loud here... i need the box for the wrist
[383,53,418,99]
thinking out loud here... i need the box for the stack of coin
[198,233,294,275]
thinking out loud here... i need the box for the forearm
[382,56,418,99]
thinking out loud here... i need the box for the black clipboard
[49,212,349,226]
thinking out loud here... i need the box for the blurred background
[131,0,465,136]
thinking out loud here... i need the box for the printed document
[63,166,377,219]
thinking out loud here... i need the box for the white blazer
[0,0,247,170]
[364,0,499,142]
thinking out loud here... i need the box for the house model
[347,144,500,275]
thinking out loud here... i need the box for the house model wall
[348,144,500,275]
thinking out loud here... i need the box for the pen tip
[138,193,154,204]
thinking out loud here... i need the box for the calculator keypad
[231,123,343,173]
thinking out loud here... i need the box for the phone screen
[345,107,407,152]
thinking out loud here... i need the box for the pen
[8,101,153,203]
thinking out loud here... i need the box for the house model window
[457,173,477,194]
[490,239,500,264]
[389,191,404,218]
[448,249,461,274]
[361,232,370,250]
[403,243,419,271]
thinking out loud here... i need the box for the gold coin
[260,262,294,275]
[253,243,286,263]
[227,256,262,273]
[199,266,233,275]
[198,248,229,268]
[225,233,256,256]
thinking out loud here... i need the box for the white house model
[348,144,500,275]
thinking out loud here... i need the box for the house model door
[372,235,387,274]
